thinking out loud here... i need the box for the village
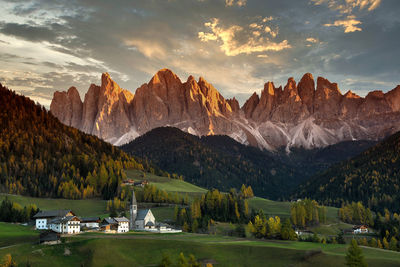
[35,190,181,244]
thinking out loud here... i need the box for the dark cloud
[0,22,57,42]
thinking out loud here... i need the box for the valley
[1,0,399,266]
[1,169,400,266]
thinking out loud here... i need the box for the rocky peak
[264,81,275,95]
[313,76,343,116]
[385,85,400,112]
[297,73,315,112]
[316,77,341,95]
[149,68,182,88]
[50,86,83,129]
[227,97,240,113]
[360,90,392,116]
[242,92,260,119]
[186,75,196,83]
[344,90,361,99]
[251,81,280,121]
[366,90,385,99]
[101,73,121,94]
[67,86,81,100]
[282,77,298,101]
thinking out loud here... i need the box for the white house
[33,210,75,230]
[353,225,369,234]
[114,217,129,233]
[48,216,81,234]
[135,209,156,230]
[80,217,101,229]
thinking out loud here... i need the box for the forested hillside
[0,84,143,199]
[122,127,303,199]
[122,127,376,200]
[294,131,400,212]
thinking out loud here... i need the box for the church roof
[137,209,150,220]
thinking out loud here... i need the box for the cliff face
[51,69,400,151]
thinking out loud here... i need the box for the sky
[0,0,399,107]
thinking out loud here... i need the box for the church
[130,190,156,230]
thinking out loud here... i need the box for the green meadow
[1,223,399,267]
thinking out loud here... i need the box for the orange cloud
[198,18,291,56]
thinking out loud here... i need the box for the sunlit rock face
[51,69,400,151]
[50,86,83,129]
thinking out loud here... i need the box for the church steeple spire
[130,189,137,230]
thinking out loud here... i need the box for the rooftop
[33,210,73,219]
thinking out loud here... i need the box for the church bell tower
[130,189,137,230]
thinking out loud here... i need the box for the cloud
[306,37,318,43]
[225,0,247,7]
[124,39,167,59]
[305,37,320,47]
[324,16,362,33]
[198,18,291,56]
[0,0,398,108]
[311,0,381,14]
[312,0,381,33]
[0,22,58,42]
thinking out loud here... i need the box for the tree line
[174,189,249,233]
[339,202,374,226]
[247,212,297,240]
[0,197,38,223]
[290,199,327,228]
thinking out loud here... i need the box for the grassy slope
[0,222,38,247]
[0,223,399,267]
[125,169,207,193]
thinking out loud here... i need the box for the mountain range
[50,69,400,151]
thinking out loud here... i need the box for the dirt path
[0,243,26,250]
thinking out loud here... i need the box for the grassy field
[125,169,206,194]
[150,206,175,222]
[0,223,399,267]
[0,222,38,247]
[247,197,292,218]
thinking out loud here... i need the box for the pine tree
[377,239,383,249]
[383,237,390,249]
[337,231,346,244]
[368,238,377,248]
[389,237,398,251]
[345,239,367,267]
